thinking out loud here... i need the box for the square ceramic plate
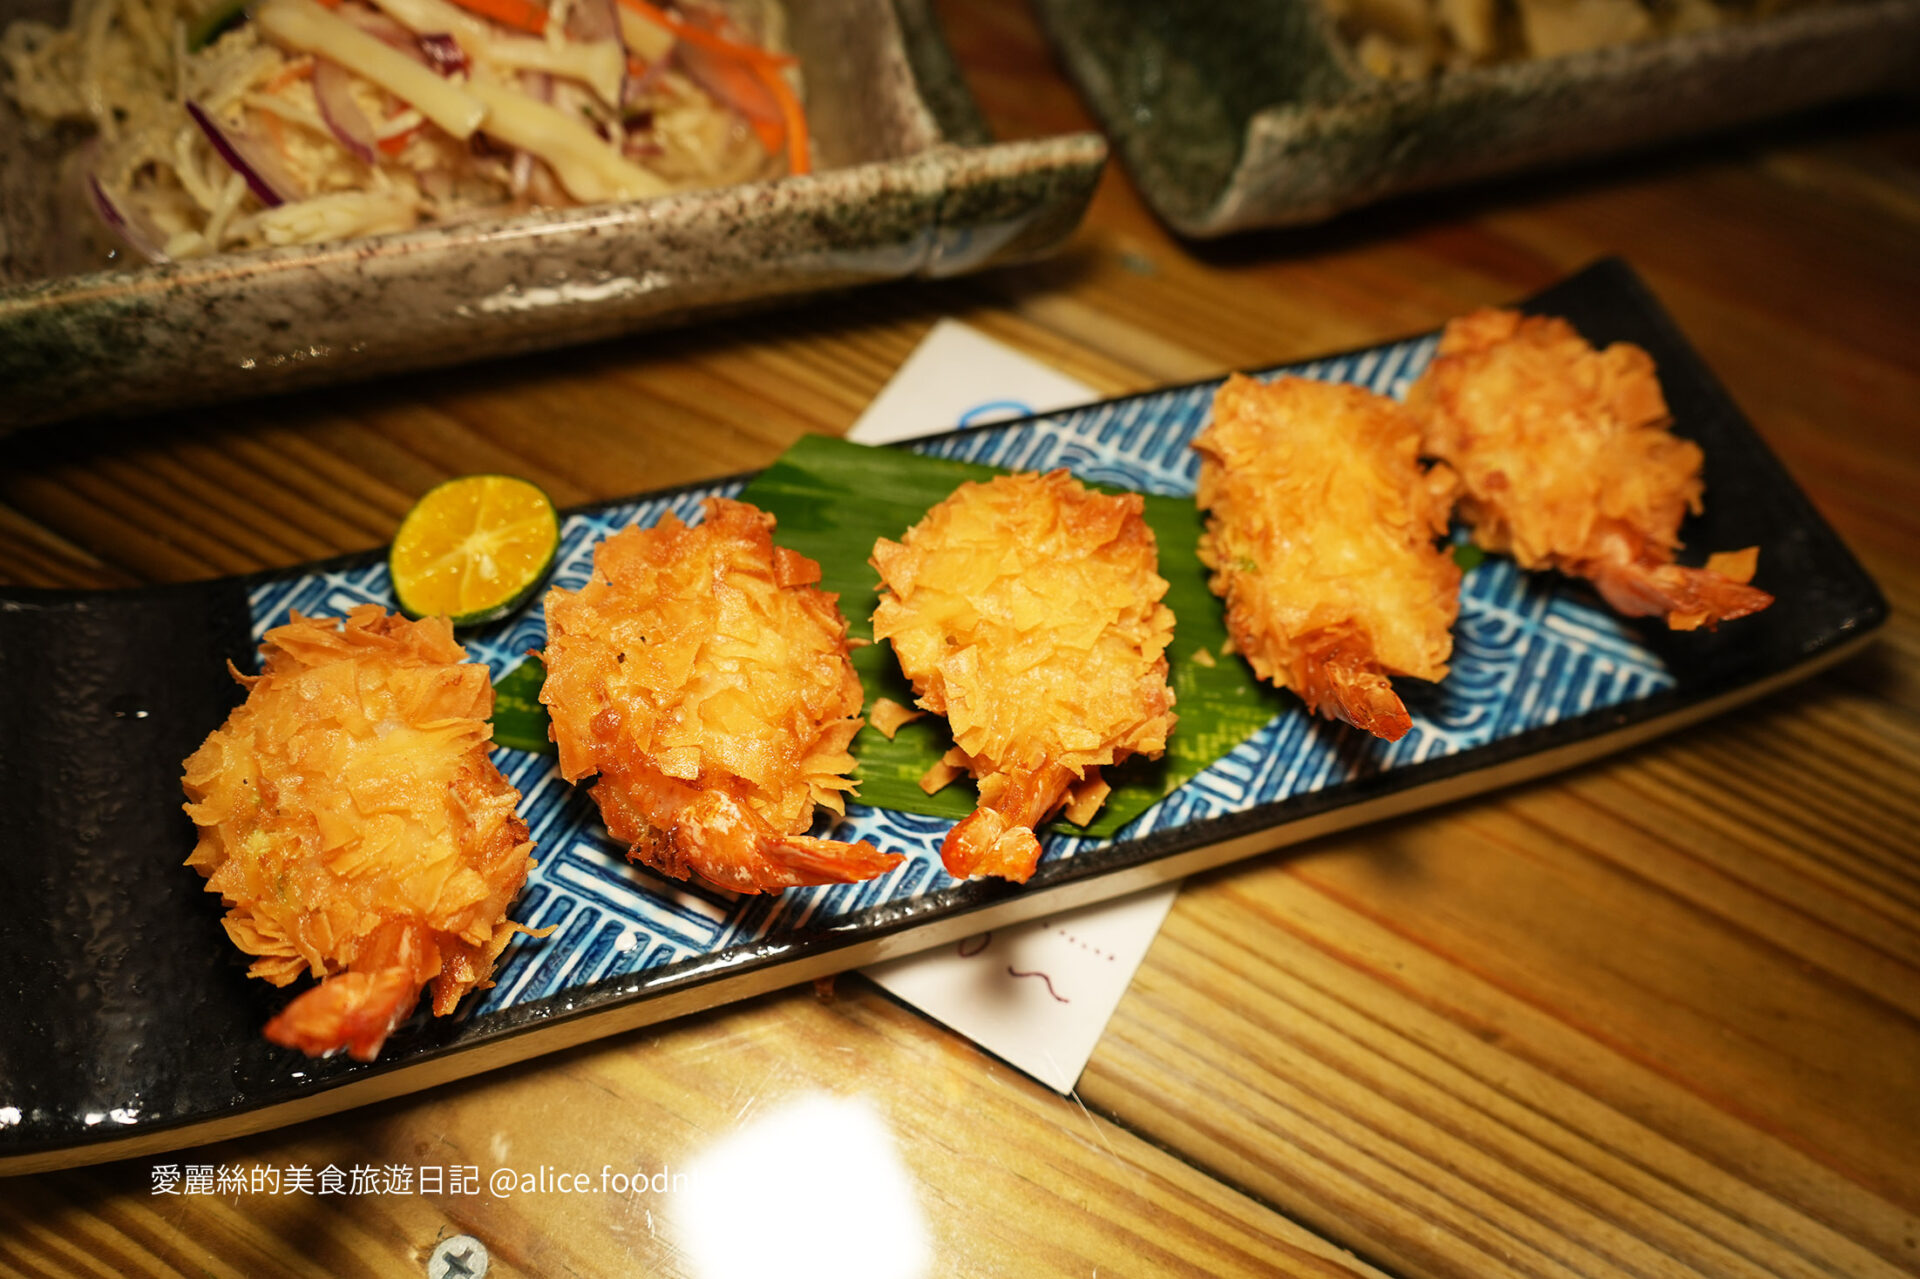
[0,0,1106,430]
[0,259,1885,1174]
[1031,0,1920,235]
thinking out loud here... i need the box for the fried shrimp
[181,606,538,1061]
[871,470,1177,883]
[1407,308,1772,630]
[1193,374,1460,743]
[540,498,900,895]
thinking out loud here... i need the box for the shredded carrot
[377,124,421,156]
[264,57,315,93]
[748,113,782,157]
[755,60,808,175]
[627,54,650,77]
[445,0,548,34]
[615,0,806,173]
[614,0,795,68]
[680,43,785,156]
[258,108,291,161]
[253,108,310,194]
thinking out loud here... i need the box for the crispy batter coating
[540,497,900,894]
[1193,374,1461,742]
[1406,308,1772,630]
[181,605,537,1061]
[871,470,1177,882]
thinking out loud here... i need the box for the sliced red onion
[340,3,426,57]
[86,173,171,264]
[680,2,749,40]
[185,98,292,208]
[565,0,619,44]
[311,57,379,165]
[417,32,468,77]
[624,47,671,104]
[674,39,779,127]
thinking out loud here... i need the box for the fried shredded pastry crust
[181,605,538,1061]
[871,470,1178,882]
[1193,374,1461,742]
[540,497,900,895]
[1407,308,1772,630]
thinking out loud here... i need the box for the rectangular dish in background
[1033,0,1918,235]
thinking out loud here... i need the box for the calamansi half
[389,474,560,627]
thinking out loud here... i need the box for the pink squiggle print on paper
[1006,967,1069,1003]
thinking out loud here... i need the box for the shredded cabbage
[2,0,798,261]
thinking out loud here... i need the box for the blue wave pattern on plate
[245,331,1675,1022]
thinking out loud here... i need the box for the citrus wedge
[389,474,559,627]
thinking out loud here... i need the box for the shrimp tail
[941,761,1075,882]
[1588,546,1773,631]
[762,833,904,885]
[943,809,1040,882]
[607,769,901,893]
[1294,628,1414,742]
[264,965,422,1062]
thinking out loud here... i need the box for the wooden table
[3,2,1917,1274]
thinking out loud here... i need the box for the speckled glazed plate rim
[0,259,1886,1175]
[0,133,1110,427]
[5,140,1076,308]
[0,0,1109,429]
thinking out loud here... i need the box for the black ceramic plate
[0,260,1884,1174]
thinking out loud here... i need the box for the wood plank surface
[0,985,1381,1278]
[2,0,1918,1275]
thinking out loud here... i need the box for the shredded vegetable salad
[1,0,805,262]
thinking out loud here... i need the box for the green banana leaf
[491,434,1288,839]
[742,435,1283,837]
[490,657,552,756]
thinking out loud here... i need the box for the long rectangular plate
[0,259,1884,1174]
